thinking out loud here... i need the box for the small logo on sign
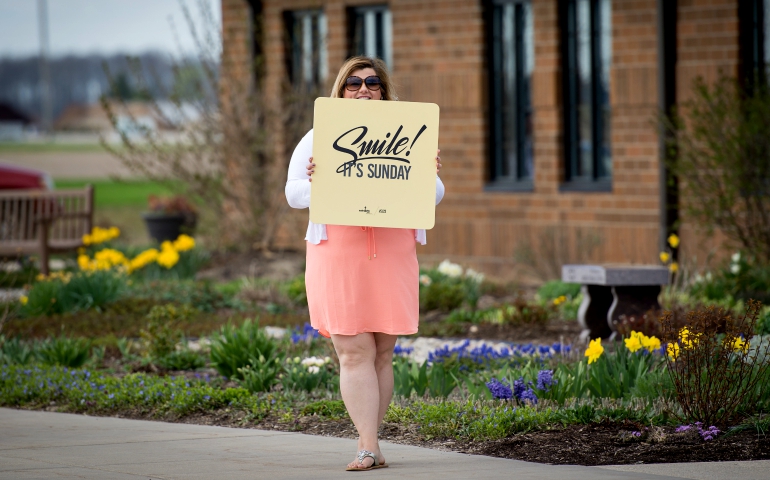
[359,206,371,214]
[379,209,386,213]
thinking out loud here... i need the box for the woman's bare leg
[331,333,382,469]
[373,333,398,427]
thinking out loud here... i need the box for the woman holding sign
[285,56,444,471]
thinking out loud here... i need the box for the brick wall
[223,0,743,281]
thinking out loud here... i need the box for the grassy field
[55,179,180,246]
[55,179,178,208]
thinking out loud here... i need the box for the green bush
[237,354,283,393]
[690,255,770,305]
[301,399,347,417]
[37,336,91,368]
[209,319,283,382]
[127,280,237,312]
[0,336,34,365]
[284,274,307,306]
[156,349,206,371]
[141,304,195,362]
[419,261,483,312]
[537,280,581,302]
[21,270,126,316]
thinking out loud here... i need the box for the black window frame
[347,5,393,68]
[559,0,612,192]
[283,9,328,91]
[485,0,535,192]
[739,0,769,90]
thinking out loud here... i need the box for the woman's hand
[436,149,442,175]
[306,157,315,182]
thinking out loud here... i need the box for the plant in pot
[142,195,198,243]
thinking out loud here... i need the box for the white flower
[324,356,331,364]
[732,252,741,263]
[730,263,740,274]
[437,259,463,278]
[693,273,704,284]
[465,268,484,284]
[706,272,713,281]
[301,356,326,367]
[419,274,432,287]
[307,365,320,374]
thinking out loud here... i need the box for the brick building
[221,0,768,279]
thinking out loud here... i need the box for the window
[560,0,612,190]
[739,0,770,88]
[285,9,328,89]
[349,5,393,68]
[488,0,535,190]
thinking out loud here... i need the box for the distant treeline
[0,52,212,122]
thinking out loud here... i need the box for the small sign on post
[310,98,440,229]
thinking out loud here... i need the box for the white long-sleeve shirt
[285,129,445,245]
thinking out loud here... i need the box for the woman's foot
[346,450,386,470]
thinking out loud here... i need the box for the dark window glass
[286,10,327,89]
[349,6,392,68]
[488,0,534,189]
[739,0,770,87]
[561,0,612,187]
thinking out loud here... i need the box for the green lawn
[54,179,181,246]
[55,179,178,208]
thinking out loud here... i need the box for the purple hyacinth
[485,378,513,400]
[536,370,557,392]
[512,377,538,405]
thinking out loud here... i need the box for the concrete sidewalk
[0,408,767,480]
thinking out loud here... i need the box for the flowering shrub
[661,300,770,426]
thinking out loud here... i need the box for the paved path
[0,152,136,179]
[2,409,768,480]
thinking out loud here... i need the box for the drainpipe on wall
[657,0,678,258]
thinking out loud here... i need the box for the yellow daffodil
[642,334,662,352]
[728,336,749,353]
[157,245,180,269]
[624,331,644,353]
[669,262,679,273]
[585,338,604,364]
[553,295,567,306]
[128,248,159,273]
[667,234,680,248]
[19,296,28,305]
[667,342,680,361]
[679,327,699,349]
[82,226,120,246]
[172,234,195,252]
[659,252,670,263]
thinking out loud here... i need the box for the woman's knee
[333,334,376,368]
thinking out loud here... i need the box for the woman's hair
[330,56,398,101]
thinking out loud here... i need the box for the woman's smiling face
[343,67,382,100]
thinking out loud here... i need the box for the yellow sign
[310,98,439,229]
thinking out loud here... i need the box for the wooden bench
[562,264,670,340]
[0,186,94,275]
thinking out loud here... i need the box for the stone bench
[562,264,670,340]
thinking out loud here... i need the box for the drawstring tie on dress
[361,226,377,260]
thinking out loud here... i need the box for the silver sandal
[346,450,388,471]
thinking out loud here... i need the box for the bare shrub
[660,300,770,426]
[664,73,770,265]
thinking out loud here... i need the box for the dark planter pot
[142,213,197,243]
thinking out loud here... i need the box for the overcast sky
[0,0,221,58]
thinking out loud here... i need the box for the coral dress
[286,129,444,338]
[305,225,419,337]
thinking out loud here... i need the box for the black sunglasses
[345,75,382,92]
